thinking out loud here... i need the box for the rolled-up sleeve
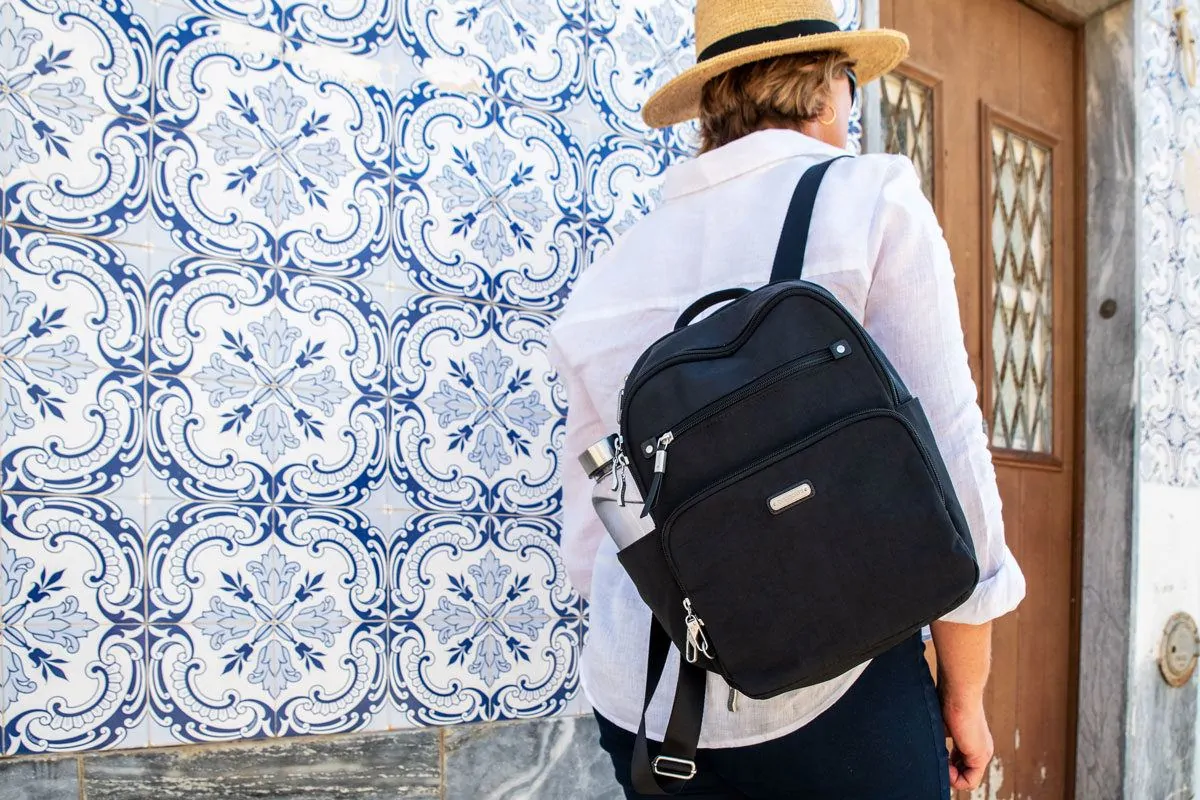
[863,157,1026,625]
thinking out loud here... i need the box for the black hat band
[697,19,843,63]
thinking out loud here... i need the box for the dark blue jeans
[595,635,950,800]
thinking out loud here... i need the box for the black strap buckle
[632,620,707,795]
[652,755,697,781]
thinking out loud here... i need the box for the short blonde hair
[698,51,855,153]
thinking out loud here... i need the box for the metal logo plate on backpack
[768,480,815,514]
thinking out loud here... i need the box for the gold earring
[818,107,838,126]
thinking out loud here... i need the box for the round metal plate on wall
[1158,612,1200,688]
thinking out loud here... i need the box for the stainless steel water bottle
[579,434,656,549]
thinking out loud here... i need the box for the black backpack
[613,158,980,794]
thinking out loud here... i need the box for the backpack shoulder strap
[630,618,707,795]
[769,156,849,283]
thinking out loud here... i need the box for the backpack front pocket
[636,340,854,516]
[661,410,977,699]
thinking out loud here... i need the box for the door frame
[859,3,1113,797]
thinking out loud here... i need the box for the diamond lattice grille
[881,72,934,201]
[989,125,1053,454]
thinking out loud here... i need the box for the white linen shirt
[547,129,1026,748]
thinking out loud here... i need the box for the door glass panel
[989,123,1053,454]
[881,72,935,201]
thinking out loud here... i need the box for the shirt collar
[663,129,851,201]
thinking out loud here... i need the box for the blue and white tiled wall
[1140,0,1200,488]
[1137,1,1200,788]
[0,0,862,756]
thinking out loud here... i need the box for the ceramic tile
[1,231,148,494]
[144,501,388,742]
[392,87,585,313]
[2,227,148,372]
[1,493,147,754]
[0,0,153,127]
[0,0,152,236]
[2,624,148,755]
[2,107,150,240]
[585,0,696,151]
[269,41,393,279]
[168,0,284,35]
[397,0,585,111]
[0,360,144,496]
[0,0,937,763]
[166,0,399,56]
[583,133,674,266]
[1139,0,1200,488]
[561,684,592,717]
[146,371,267,503]
[144,260,388,504]
[149,257,390,395]
[282,0,397,54]
[389,294,564,516]
[146,256,276,378]
[151,11,284,265]
[387,510,580,726]
[145,375,388,506]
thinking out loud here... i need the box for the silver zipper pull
[727,687,739,713]
[641,432,674,517]
[616,452,629,507]
[611,438,630,508]
[611,434,624,492]
[683,598,712,664]
[653,431,674,472]
[614,381,628,505]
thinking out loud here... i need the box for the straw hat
[641,0,909,129]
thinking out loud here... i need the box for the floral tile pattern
[1140,1,1200,488]
[1,0,152,237]
[393,88,584,311]
[583,133,674,264]
[153,14,391,273]
[1,230,146,494]
[390,294,565,516]
[145,259,388,505]
[145,502,388,741]
[175,0,397,53]
[586,0,696,152]
[388,511,579,725]
[397,0,586,111]
[1,494,147,754]
[0,0,880,757]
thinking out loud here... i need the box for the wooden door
[875,1,1080,798]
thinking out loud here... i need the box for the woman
[548,1,1026,797]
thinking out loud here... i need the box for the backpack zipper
[683,597,712,664]
[664,409,947,535]
[639,340,851,516]
[619,284,901,431]
[667,410,945,578]
[657,408,948,655]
